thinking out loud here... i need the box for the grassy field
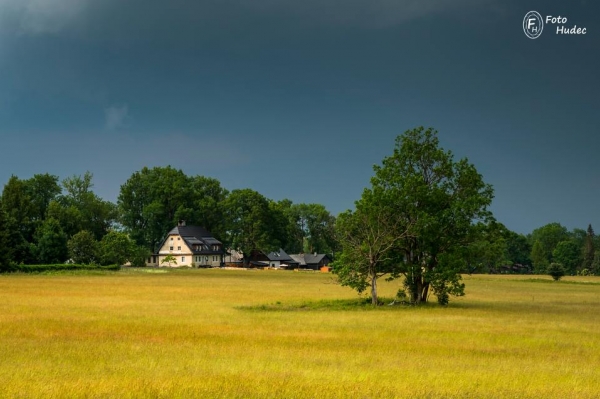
[0,269,599,398]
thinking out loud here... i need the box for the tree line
[0,169,338,270]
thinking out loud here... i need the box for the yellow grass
[1,269,599,398]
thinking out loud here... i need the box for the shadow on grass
[236,297,438,312]
[515,278,600,286]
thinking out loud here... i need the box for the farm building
[146,220,224,267]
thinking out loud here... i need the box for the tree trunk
[370,269,378,305]
[410,275,430,304]
[421,282,429,303]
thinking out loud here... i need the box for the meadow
[0,269,599,398]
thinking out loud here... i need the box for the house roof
[156,224,223,255]
[289,254,306,266]
[168,225,213,238]
[289,253,331,265]
[267,248,294,262]
[304,253,329,264]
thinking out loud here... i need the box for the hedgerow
[3,264,120,273]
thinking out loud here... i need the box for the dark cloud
[1,0,499,42]
[0,0,599,233]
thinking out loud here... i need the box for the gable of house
[148,221,224,267]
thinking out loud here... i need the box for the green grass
[1,269,599,398]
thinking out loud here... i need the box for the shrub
[578,268,592,276]
[67,230,99,265]
[547,262,565,281]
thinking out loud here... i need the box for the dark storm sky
[0,0,598,234]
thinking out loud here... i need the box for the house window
[182,257,185,262]
[170,237,173,241]
[178,246,181,251]
[177,237,180,240]
[169,246,173,251]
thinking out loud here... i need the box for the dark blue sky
[0,0,598,234]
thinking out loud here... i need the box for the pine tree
[582,224,595,272]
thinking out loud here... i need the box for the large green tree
[118,167,228,251]
[297,203,338,255]
[57,172,117,240]
[276,201,338,255]
[366,127,494,305]
[26,173,61,227]
[528,223,569,265]
[569,228,587,252]
[118,166,190,250]
[334,188,410,305]
[1,174,63,264]
[505,230,532,267]
[99,231,141,266]
[531,240,549,273]
[1,176,35,262]
[223,189,281,265]
[272,199,302,253]
[181,175,229,241]
[552,240,581,275]
[34,218,68,264]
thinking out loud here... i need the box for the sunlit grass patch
[518,277,600,285]
[1,270,599,398]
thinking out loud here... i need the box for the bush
[578,268,592,276]
[129,246,150,267]
[547,262,565,281]
[67,230,99,265]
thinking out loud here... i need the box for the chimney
[178,220,186,227]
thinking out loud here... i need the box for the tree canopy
[335,188,410,304]
[118,166,229,252]
[335,127,494,305]
[223,189,282,265]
